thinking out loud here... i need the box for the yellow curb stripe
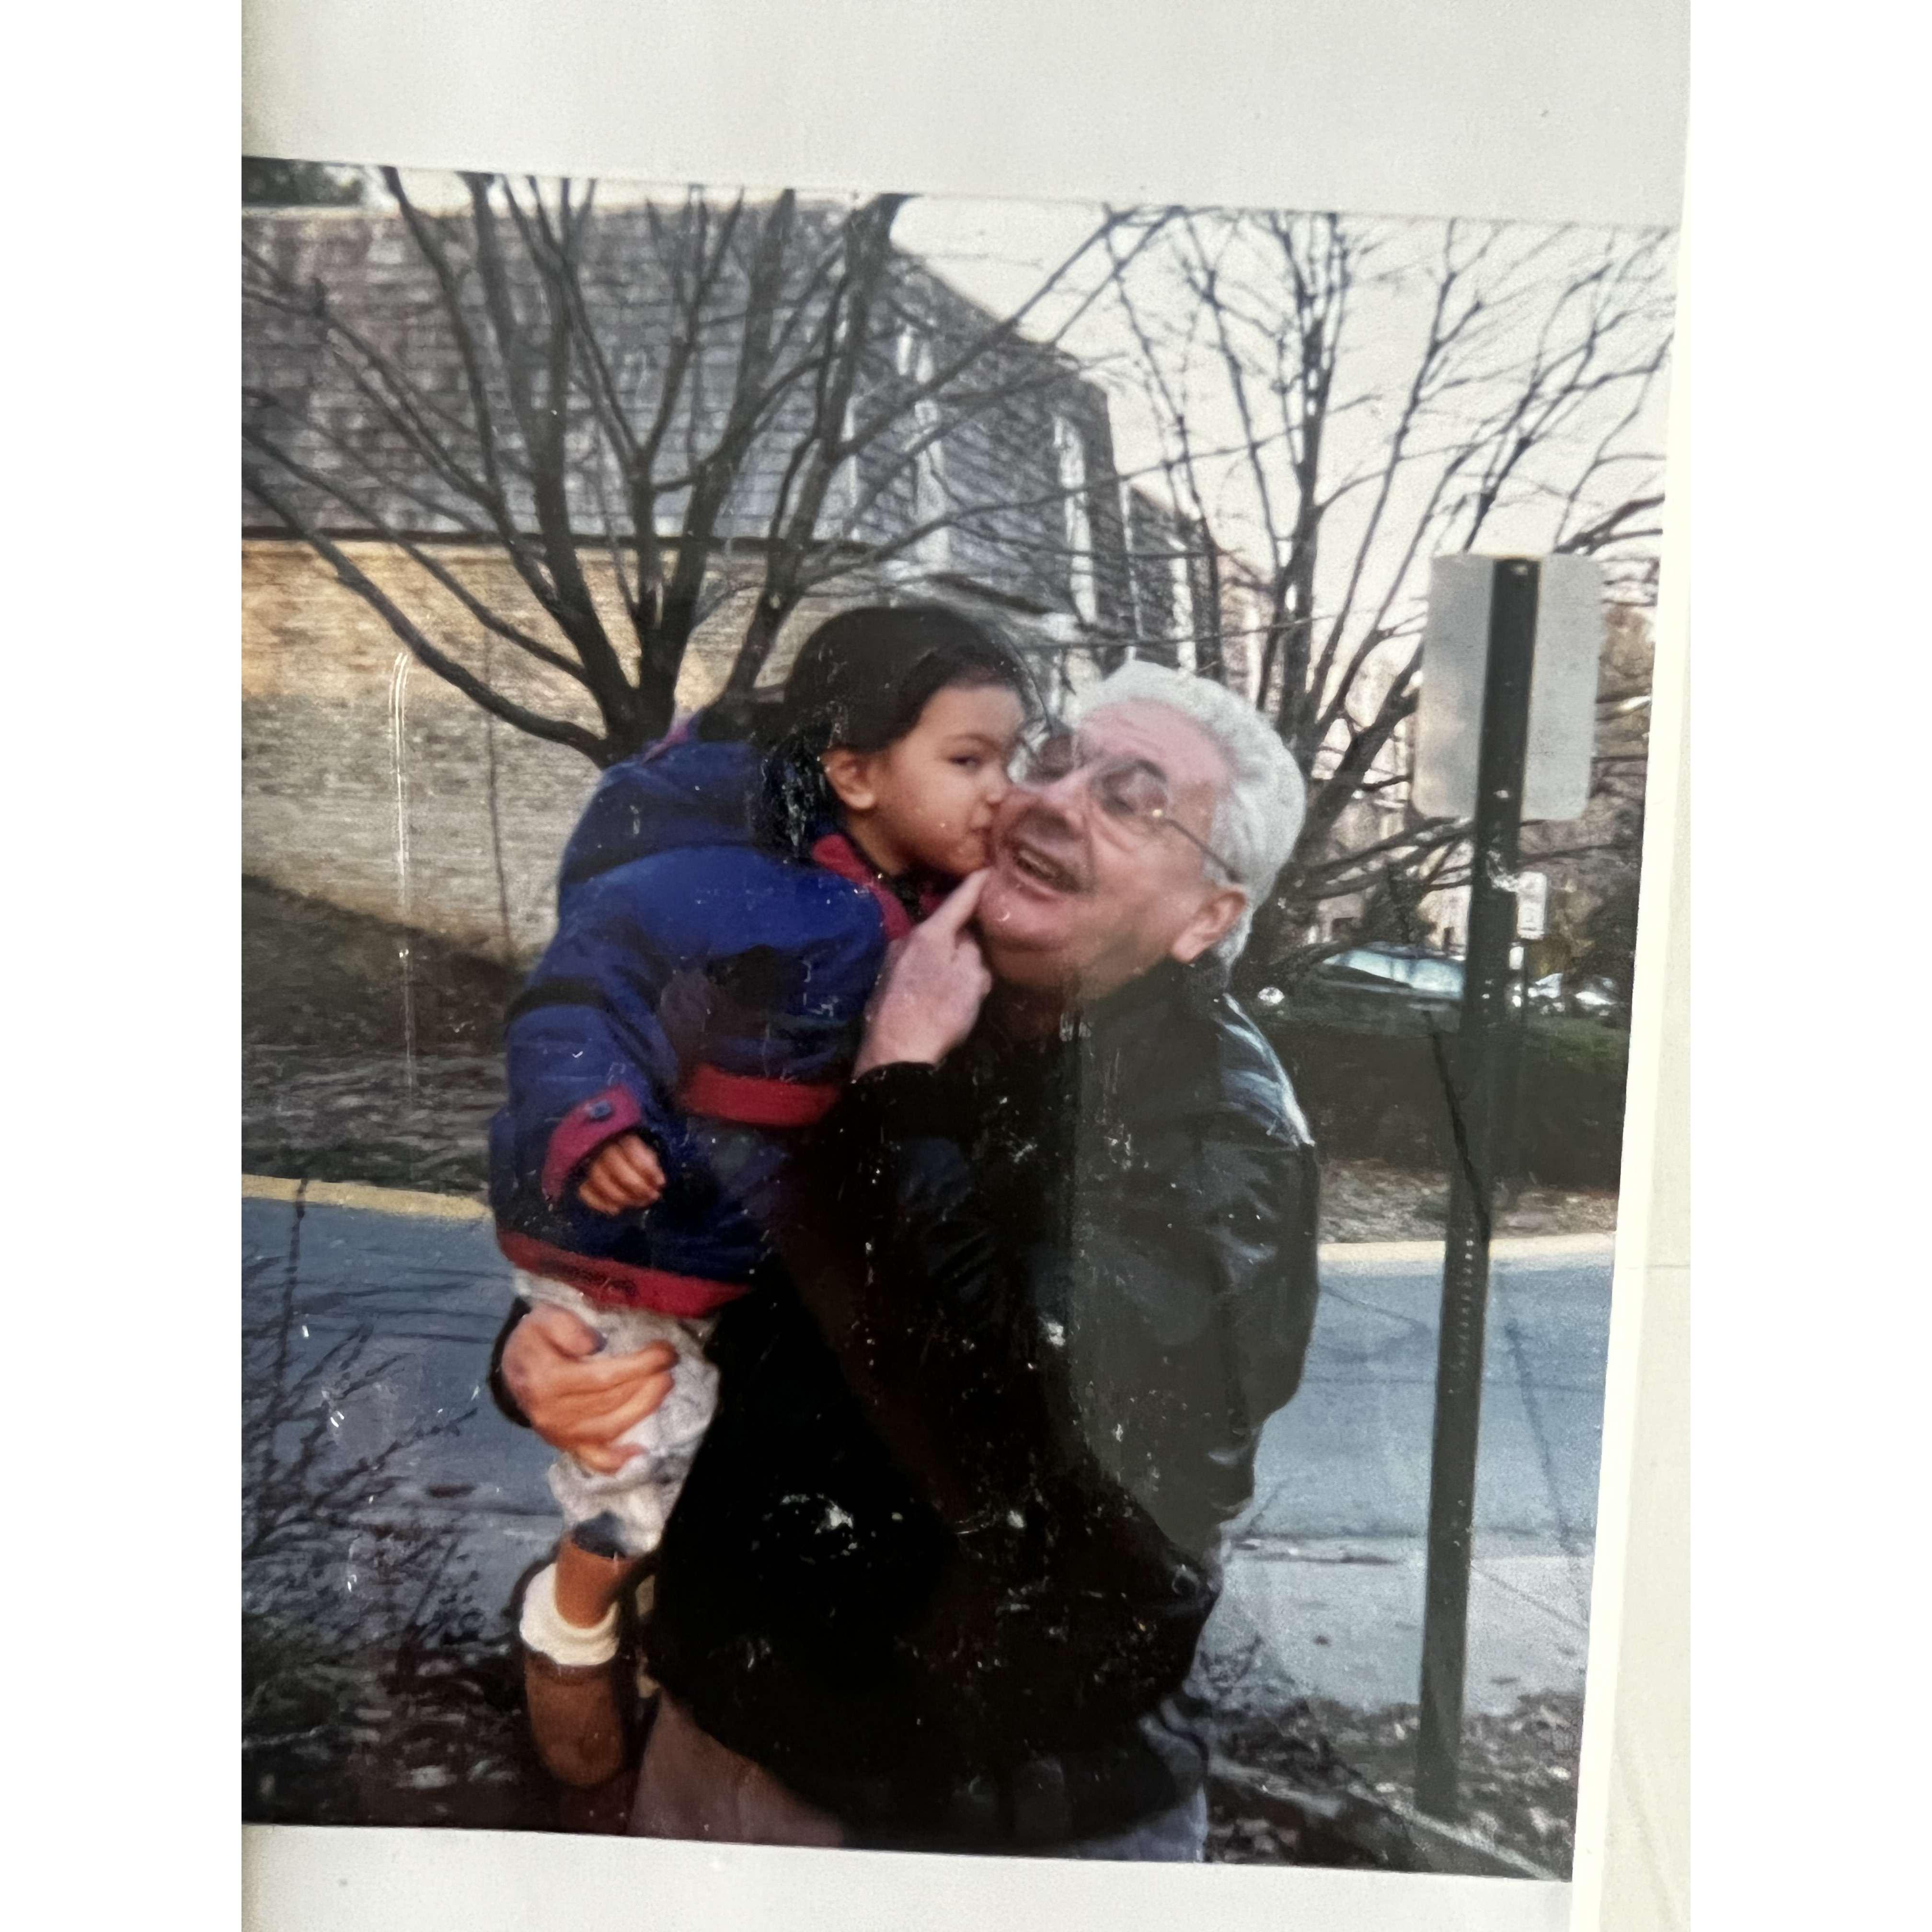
[240,1173,1613,1259]
[241,1173,490,1221]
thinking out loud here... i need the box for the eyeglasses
[1011,728,1241,882]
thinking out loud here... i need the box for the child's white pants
[513,1271,718,1559]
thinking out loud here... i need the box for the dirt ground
[1206,1695,1582,1874]
[1319,1158,1619,1244]
[242,877,1619,1242]
[242,1624,1576,1874]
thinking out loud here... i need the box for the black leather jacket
[504,957,1322,1846]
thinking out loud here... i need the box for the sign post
[1410,555,1602,1820]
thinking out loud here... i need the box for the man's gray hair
[1075,658,1306,963]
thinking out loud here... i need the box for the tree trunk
[726,588,796,699]
[1194,532,1225,682]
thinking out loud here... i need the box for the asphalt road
[1240,1244,1610,1547]
[1213,1243,1610,1712]
[242,1192,1613,1711]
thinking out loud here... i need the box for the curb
[240,1174,1615,1262]
[1321,1230,1616,1265]
[241,1173,490,1221]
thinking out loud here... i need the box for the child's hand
[854,870,994,1074]
[577,1133,666,1215]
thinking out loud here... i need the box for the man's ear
[820,746,879,814]
[1169,887,1246,966]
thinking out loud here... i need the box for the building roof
[242,201,1191,648]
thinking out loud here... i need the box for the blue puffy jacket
[488,728,922,1318]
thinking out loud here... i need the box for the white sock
[519,1562,621,1669]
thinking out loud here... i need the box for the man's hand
[577,1132,666,1215]
[500,1303,677,1473]
[854,870,994,1076]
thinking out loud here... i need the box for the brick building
[242,201,1220,961]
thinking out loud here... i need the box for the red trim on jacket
[541,1084,644,1205]
[808,832,916,943]
[498,1230,749,1319]
[679,1062,844,1128]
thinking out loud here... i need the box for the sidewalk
[1203,1533,1590,1718]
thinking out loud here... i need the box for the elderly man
[496,658,1322,1858]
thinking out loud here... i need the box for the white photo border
[234,5,1691,1927]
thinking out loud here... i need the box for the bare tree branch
[244,464,606,760]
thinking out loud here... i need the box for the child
[488,603,1032,1785]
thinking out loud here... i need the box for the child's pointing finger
[923,867,989,938]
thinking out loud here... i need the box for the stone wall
[242,538,850,965]
[242,534,1205,969]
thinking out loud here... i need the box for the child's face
[829,682,1027,879]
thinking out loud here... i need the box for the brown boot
[555,1761,640,1836]
[523,1644,629,1789]
[515,1554,633,1789]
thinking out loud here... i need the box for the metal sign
[1413,554,1605,824]
[1515,871,1548,941]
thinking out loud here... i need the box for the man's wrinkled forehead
[1071,697,1230,796]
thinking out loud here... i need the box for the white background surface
[243,0,1688,230]
[13,2,1927,1929]
[235,11,1685,1924]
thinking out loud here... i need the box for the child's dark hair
[706,603,1035,857]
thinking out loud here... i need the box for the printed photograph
[240,156,1674,1874]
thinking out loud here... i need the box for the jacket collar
[807,830,947,943]
[977,955,1224,1066]
[1073,955,1229,1041]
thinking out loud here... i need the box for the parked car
[1318,944,1542,1008]
[1259,944,1468,1038]
[1273,943,1553,1035]
[1318,945,1465,1005]
[1527,970,1630,1026]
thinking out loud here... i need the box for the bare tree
[1094,210,1673,976]
[243,184,1670,982]
[243,1193,474,1620]
[243,175,1147,763]
[243,1185,528,1824]
[243,1185,476,1781]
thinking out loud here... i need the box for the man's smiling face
[975,699,1248,1002]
